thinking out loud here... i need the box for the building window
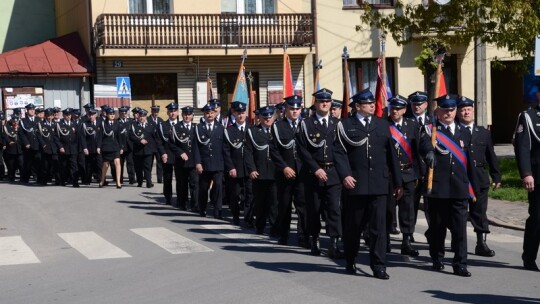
[129,0,172,14]
[347,58,395,97]
[222,0,276,14]
[130,73,177,101]
[343,0,394,8]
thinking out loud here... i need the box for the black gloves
[425,151,436,168]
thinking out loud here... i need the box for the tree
[359,0,540,70]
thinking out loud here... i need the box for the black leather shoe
[278,237,288,245]
[232,217,240,225]
[432,260,445,271]
[199,211,206,217]
[137,183,143,187]
[345,263,357,275]
[328,237,344,259]
[475,243,495,257]
[298,235,311,249]
[146,182,154,188]
[390,227,400,235]
[310,238,321,256]
[452,265,471,277]
[255,229,264,235]
[524,261,539,271]
[244,220,254,228]
[373,269,390,280]
[401,244,419,257]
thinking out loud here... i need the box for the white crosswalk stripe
[0,236,41,266]
[131,227,213,254]
[58,231,132,260]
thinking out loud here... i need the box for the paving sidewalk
[487,199,527,231]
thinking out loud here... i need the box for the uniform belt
[400,163,413,170]
[318,162,334,169]
[474,162,485,168]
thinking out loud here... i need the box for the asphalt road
[0,182,538,304]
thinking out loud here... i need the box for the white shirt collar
[315,113,329,124]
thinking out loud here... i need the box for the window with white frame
[129,0,172,14]
[221,0,276,14]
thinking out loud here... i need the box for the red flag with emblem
[283,51,294,98]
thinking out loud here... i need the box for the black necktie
[322,118,327,129]
[447,126,452,134]
[418,117,423,126]
[396,123,401,131]
[467,126,472,135]
[241,126,244,132]
[364,117,370,129]
[292,120,297,131]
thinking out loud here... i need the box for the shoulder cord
[4,125,17,139]
[56,122,71,137]
[224,128,243,149]
[195,126,210,145]
[82,122,96,136]
[102,121,114,138]
[158,123,169,142]
[273,123,295,149]
[300,120,326,148]
[337,121,368,148]
[38,122,50,138]
[20,120,33,133]
[131,124,144,140]
[171,126,190,144]
[523,112,540,151]
[247,128,269,151]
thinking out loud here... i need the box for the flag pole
[207,68,212,104]
[341,46,350,119]
[380,33,387,110]
[312,59,322,105]
[426,48,446,195]
[247,71,255,125]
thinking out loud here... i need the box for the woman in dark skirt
[2,116,23,182]
[96,107,124,188]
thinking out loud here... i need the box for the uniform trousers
[226,176,253,220]
[120,150,136,183]
[343,194,387,271]
[40,153,56,185]
[305,181,342,238]
[524,190,540,263]
[176,165,198,210]
[134,154,153,184]
[468,187,490,233]
[253,179,277,232]
[21,149,41,182]
[152,152,163,182]
[59,153,78,185]
[276,175,308,240]
[83,153,102,184]
[427,198,468,266]
[387,180,416,234]
[5,154,22,181]
[0,150,5,179]
[198,171,223,216]
[163,162,175,202]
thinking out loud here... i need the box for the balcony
[94,13,314,54]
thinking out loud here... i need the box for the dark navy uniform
[37,115,59,185]
[420,95,472,276]
[148,108,164,183]
[130,115,161,187]
[387,95,422,256]
[19,105,41,183]
[157,110,178,205]
[457,96,501,257]
[405,91,432,229]
[169,109,199,210]
[195,108,227,218]
[224,116,253,225]
[117,111,135,184]
[56,117,80,187]
[244,113,278,234]
[272,115,309,246]
[79,118,102,184]
[333,89,402,279]
[2,120,23,182]
[297,89,344,258]
[514,105,540,271]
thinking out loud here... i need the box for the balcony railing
[94,13,314,52]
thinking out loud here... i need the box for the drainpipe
[87,0,95,106]
[311,0,318,97]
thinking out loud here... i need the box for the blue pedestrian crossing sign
[116,77,131,97]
